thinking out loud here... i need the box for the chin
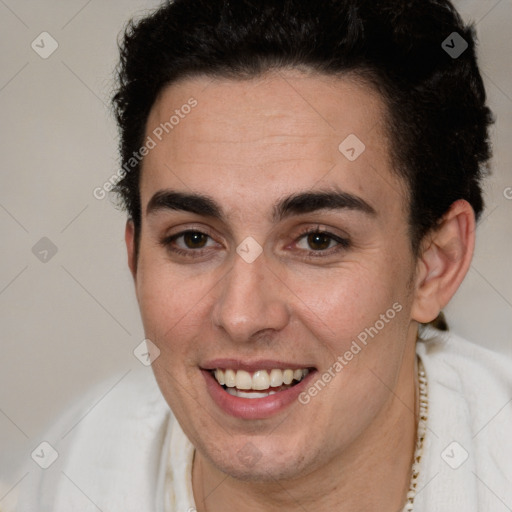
[200,432,319,482]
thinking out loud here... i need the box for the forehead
[141,70,407,223]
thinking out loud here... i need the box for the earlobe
[125,220,137,279]
[411,200,475,324]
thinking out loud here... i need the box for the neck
[192,342,419,512]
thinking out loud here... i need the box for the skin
[125,69,475,511]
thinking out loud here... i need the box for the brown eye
[294,228,350,257]
[306,232,334,251]
[183,231,208,248]
[160,229,221,260]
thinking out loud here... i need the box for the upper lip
[200,359,316,372]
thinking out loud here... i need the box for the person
[17,0,512,510]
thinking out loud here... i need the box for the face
[128,70,419,482]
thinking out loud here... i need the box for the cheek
[135,255,214,346]
[288,259,409,341]
[135,260,216,410]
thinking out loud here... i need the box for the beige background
[0,0,511,508]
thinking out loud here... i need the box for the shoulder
[417,327,512,438]
[416,328,512,510]
[417,327,512,399]
[17,369,172,512]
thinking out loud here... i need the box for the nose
[212,252,290,344]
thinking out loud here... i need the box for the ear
[411,199,475,324]
[125,220,137,279]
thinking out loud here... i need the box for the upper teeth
[214,368,309,390]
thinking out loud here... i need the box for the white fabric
[16,370,179,512]
[16,331,512,511]
[414,328,512,510]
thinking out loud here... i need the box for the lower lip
[201,369,316,420]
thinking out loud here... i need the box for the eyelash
[293,226,351,258]
[160,227,351,260]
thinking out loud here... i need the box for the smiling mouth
[211,368,311,398]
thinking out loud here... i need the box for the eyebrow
[146,189,376,221]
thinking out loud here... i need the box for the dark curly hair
[112,0,493,262]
